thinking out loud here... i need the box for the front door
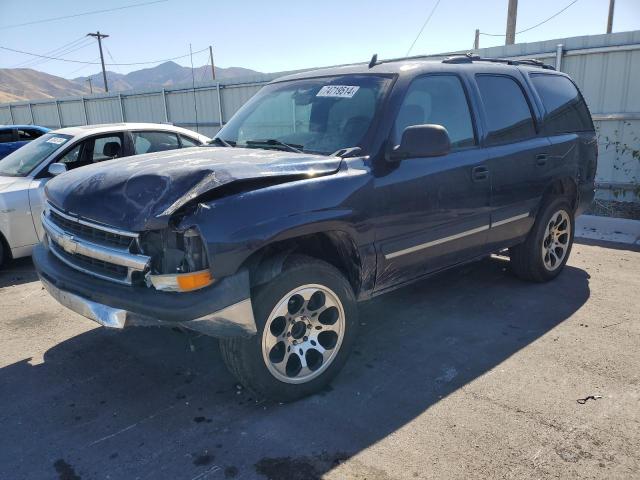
[372,74,491,293]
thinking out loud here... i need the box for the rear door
[373,73,491,292]
[528,73,597,203]
[474,74,551,247]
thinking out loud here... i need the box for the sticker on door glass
[46,137,66,145]
[316,85,360,98]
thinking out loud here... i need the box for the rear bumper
[33,243,256,337]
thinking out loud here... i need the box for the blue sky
[1,0,639,78]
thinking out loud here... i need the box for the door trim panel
[385,223,490,260]
[491,212,530,228]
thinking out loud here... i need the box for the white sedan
[0,123,210,266]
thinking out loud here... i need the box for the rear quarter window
[530,74,593,134]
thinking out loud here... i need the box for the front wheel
[509,196,575,282]
[219,255,358,402]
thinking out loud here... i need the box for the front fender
[178,161,372,279]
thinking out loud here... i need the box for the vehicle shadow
[0,257,590,480]
[0,257,39,288]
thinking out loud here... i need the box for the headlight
[140,227,214,292]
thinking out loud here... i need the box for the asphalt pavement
[1,240,638,480]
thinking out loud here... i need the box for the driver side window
[55,133,125,172]
[394,75,476,150]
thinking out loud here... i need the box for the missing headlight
[139,227,212,292]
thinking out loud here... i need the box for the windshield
[0,133,72,177]
[215,75,391,155]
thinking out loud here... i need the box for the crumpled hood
[45,147,341,231]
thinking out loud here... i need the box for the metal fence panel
[85,97,122,124]
[0,106,11,123]
[10,105,31,124]
[122,93,166,123]
[59,100,86,127]
[31,103,60,128]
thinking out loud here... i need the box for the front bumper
[33,243,256,337]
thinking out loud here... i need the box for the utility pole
[505,0,518,45]
[474,29,480,50]
[209,45,216,81]
[606,0,615,33]
[87,77,93,94]
[87,31,109,92]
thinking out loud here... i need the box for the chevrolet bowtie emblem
[60,234,78,254]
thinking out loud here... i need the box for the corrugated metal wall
[1,31,639,201]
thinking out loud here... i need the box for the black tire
[509,196,575,282]
[219,255,358,402]
[0,236,6,269]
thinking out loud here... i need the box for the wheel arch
[542,177,578,211]
[242,231,364,296]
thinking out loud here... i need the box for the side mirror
[390,124,451,160]
[48,163,67,176]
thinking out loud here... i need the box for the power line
[0,45,210,66]
[0,0,169,30]
[11,36,89,68]
[480,0,579,36]
[17,39,95,69]
[406,0,443,56]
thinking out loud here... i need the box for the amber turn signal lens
[176,271,213,291]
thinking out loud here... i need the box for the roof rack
[442,53,555,70]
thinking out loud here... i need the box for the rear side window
[530,74,593,134]
[133,131,180,155]
[180,135,201,147]
[476,75,536,145]
[394,75,475,150]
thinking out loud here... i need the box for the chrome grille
[49,209,133,248]
[50,242,129,281]
[43,203,150,285]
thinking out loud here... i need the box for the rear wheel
[509,196,575,282]
[219,255,358,402]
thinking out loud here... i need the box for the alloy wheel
[541,209,571,271]
[262,284,345,384]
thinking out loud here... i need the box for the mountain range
[0,61,262,103]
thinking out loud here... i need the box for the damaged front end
[141,227,214,293]
[37,203,256,337]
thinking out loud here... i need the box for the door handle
[472,165,489,181]
[536,153,548,166]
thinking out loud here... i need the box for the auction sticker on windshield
[316,85,360,98]
[46,137,67,145]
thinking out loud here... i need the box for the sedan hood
[45,147,341,231]
[0,175,19,192]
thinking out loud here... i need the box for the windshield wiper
[245,139,304,154]
[209,137,234,147]
[331,146,363,158]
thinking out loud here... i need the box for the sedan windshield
[0,133,72,177]
[214,75,392,155]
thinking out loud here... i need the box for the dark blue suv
[34,55,596,401]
